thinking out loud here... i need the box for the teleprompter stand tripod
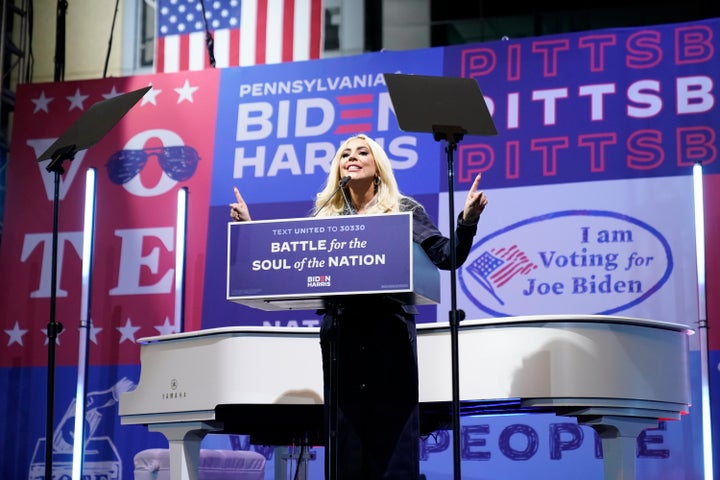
[36,86,150,480]
[384,73,497,480]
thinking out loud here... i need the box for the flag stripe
[489,250,525,280]
[491,263,526,287]
[265,0,285,63]
[189,32,206,71]
[157,38,167,72]
[161,36,179,73]
[215,29,230,68]
[310,0,323,59]
[179,34,190,72]
[283,0,296,62]
[337,94,374,104]
[255,0,269,65]
[230,28,241,67]
[240,0,256,66]
[341,109,373,119]
[334,123,373,134]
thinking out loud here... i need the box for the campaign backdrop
[1,18,718,479]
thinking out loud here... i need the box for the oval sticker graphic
[459,210,673,317]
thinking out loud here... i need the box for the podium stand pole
[434,126,466,480]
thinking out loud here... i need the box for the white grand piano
[119,314,692,480]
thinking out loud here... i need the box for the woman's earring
[374,175,380,186]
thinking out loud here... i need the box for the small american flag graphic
[156,0,323,73]
[466,245,537,305]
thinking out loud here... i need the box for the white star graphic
[5,321,28,346]
[117,318,141,344]
[174,79,199,104]
[41,324,66,345]
[31,91,53,113]
[141,85,162,106]
[67,88,89,111]
[102,86,121,100]
[89,321,103,345]
[154,317,178,336]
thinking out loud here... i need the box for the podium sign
[227,212,439,310]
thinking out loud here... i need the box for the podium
[227,211,440,478]
[226,212,440,310]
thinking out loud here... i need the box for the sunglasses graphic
[106,146,200,185]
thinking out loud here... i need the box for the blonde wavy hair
[313,134,405,216]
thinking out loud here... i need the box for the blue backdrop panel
[440,19,720,191]
[210,47,446,207]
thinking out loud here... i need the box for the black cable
[25,0,34,82]
[292,443,306,480]
[53,0,67,82]
[103,0,120,78]
[197,0,215,67]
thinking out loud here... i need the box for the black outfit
[319,198,478,480]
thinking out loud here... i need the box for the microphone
[339,178,354,213]
[314,176,351,216]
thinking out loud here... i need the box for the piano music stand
[384,73,497,480]
[36,86,150,480]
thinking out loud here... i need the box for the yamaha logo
[162,378,187,400]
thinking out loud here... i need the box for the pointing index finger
[469,173,482,193]
[233,186,244,204]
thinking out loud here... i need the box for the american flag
[466,245,537,305]
[156,0,323,72]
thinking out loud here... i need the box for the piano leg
[583,416,658,480]
[149,421,222,480]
